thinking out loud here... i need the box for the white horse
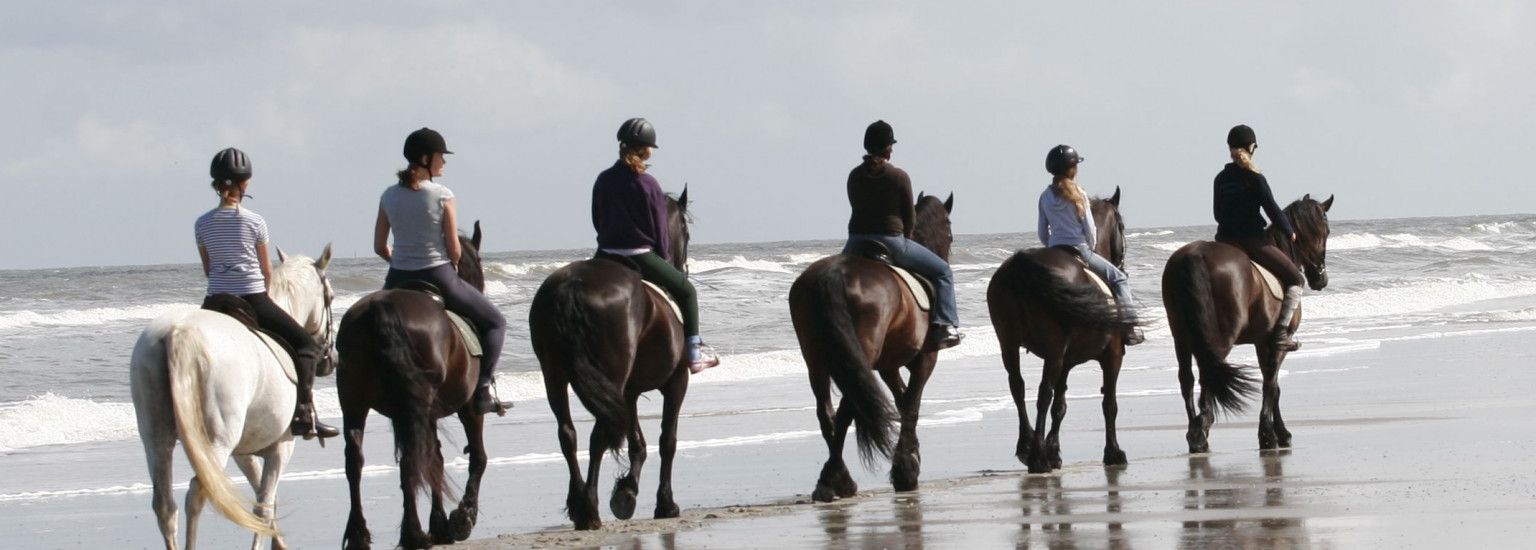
[130,245,337,550]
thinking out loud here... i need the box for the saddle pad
[1072,256,1114,298]
[642,280,685,324]
[446,311,483,357]
[253,331,300,385]
[1252,261,1284,301]
[887,265,931,312]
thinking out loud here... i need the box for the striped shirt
[194,206,269,296]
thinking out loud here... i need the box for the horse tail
[1166,248,1257,415]
[1001,251,1137,333]
[369,300,449,501]
[543,274,628,454]
[811,267,896,466]
[164,324,276,536]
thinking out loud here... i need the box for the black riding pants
[1220,236,1305,288]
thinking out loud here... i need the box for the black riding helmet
[863,120,896,153]
[210,147,252,182]
[1227,124,1257,149]
[618,117,658,148]
[403,127,453,167]
[1045,145,1084,176]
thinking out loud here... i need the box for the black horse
[529,189,693,530]
[986,188,1139,473]
[1162,195,1333,452]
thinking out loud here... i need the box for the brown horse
[335,222,489,550]
[986,188,1140,473]
[788,192,954,502]
[1162,195,1333,453]
[529,189,692,531]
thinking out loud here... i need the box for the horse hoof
[812,486,837,503]
[890,453,921,492]
[655,502,680,519]
[399,530,433,550]
[610,488,638,520]
[449,509,476,541]
[1104,448,1128,466]
[574,517,602,531]
[834,473,859,498]
[342,530,372,550]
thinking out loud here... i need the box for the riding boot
[926,324,964,351]
[687,335,721,374]
[473,378,512,416]
[1271,286,1303,352]
[291,350,339,440]
[1119,306,1145,346]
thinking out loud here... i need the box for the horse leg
[814,395,859,501]
[1257,344,1282,450]
[1176,340,1207,454]
[879,369,907,406]
[185,475,206,550]
[1028,357,1063,473]
[580,424,609,530]
[654,371,689,519]
[1000,337,1034,465]
[810,369,850,502]
[610,395,646,521]
[241,446,292,550]
[891,356,936,492]
[449,409,486,541]
[143,434,179,550]
[341,404,371,550]
[548,378,599,530]
[428,435,453,545]
[232,454,268,550]
[1101,352,1128,467]
[1046,373,1069,470]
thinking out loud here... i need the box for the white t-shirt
[195,206,270,295]
[380,182,455,271]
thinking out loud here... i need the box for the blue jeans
[844,234,959,327]
[385,263,507,383]
[1073,244,1137,318]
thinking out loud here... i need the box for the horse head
[912,191,955,261]
[275,243,337,376]
[1281,194,1334,291]
[667,186,692,272]
[456,220,486,292]
[1091,186,1126,268]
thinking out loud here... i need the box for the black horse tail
[1001,251,1138,333]
[546,275,629,455]
[370,300,450,501]
[1167,249,1257,415]
[813,267,896,467]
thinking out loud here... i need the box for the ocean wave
[690,256,794,274]
[1127,230,1174,238]
[1306,274,1536,320]
[1149,241,1187,252]
[486,260,572,278]
[1329,232,1494,252]
[0,394,138,452]
[1471,221,1532,234]
[0,303,196,331]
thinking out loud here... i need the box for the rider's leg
[629,252,717,371]
[888,236,962,350]
[1075,245,1144,345]
[427,264,509,412]
[242,292,338,439]
[1243,239,1305,351]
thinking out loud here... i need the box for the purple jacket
[592,160,671,261]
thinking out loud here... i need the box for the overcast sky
[2,2,1531,270]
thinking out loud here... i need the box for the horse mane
[1089,196,1126,266]
[665,192,694,224]
[269,255,318,305]
[1283,198,1325,237]
[911,195,948,249]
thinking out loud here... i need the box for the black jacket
[1213,163,1295,240]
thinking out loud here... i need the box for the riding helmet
[210,147,252,182]
[1045,145,1084,176]
[617,117,659,148]
[863,120,896,153]
[1226,124,1257,149]
[403,127,453,166]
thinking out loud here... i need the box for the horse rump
[1163,247,1258,415]
[794,264,896,467]
[531,268,630,454]
[998,249,1137,333]
[365,299,452,500]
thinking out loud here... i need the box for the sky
[2,1,1532,270]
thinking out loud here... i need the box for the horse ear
[1303,193,1312,202]
[1322,194,1334,211]
[1109,186,1121,207]
[943,192,954,213]
[916,191,926,204]
[679,185,689,210]
[471,220,482,250]
[276,246,288,263]
[316,243,332,271]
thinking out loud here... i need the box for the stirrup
[688,342,720,374]
[474,382,512,417]
[292,406,338,445]
[1271,331,1301,352]
[927,325,963,351]
[1123,327,1146,346]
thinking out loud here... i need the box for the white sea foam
[0,394,138,452]
[1150,241,1187,252]
[1329,232,1494,252]
[1127,230,1174,238]
[1306,274,1536,320]
[0,303,195,331]
[486,260,572,278]
[1472,221,1529,234]
[690,256,794,274]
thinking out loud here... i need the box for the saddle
[847,241,933,312]
[591,251,686,324]
[1051,245,1113,298]
[385,281,483,357]
[200,294,300,384]
[1250,261,1284,300]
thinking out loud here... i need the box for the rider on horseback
[195,147,339,440]
[592,117,720,373]
[1037,145,1145,345]
[1214,124,1304,351]
[844,120,963,351]
[374,128,510,414]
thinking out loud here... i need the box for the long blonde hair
[1051,175,1088,218]
[620,143,649,174]
[1230,146,1261,173]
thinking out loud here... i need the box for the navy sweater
[1213,163,1295,241]
[592,160,671,261]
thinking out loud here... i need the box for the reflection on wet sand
[816,494,926,550]
[1180,451,1308,549]
[1017,469,1132,550]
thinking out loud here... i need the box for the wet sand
[461,330,1536,549]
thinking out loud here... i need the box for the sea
[2,214,1535,546]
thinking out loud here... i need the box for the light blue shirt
[1037,186,1097,250]
[380,182,455,271]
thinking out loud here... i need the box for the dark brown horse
[1162,195,1333,453]
[788,192,954,502]
[335,222,489,550]
[986,188,1140,473]
[529,189,692,531]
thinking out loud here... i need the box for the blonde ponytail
[1052,176,1088,218]
[620,143,649,174]
[1231,147,1261,174]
